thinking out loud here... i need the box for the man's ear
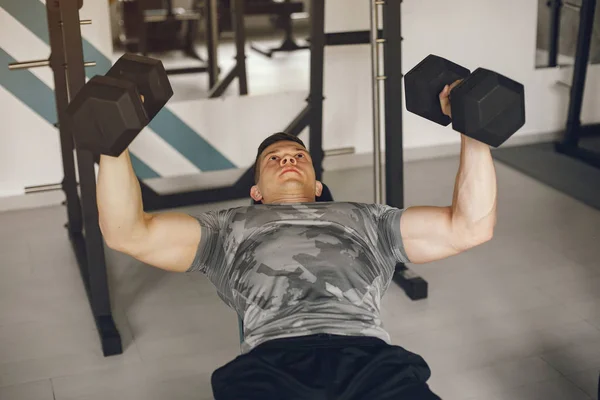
[315,181,323,197]
[250,185,263,202]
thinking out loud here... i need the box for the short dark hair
[253,132,307,184]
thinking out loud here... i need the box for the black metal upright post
[232,0,248,95]
[382,0,404,209]
[205,0,219,88]
[59,0,122,357]
[377,0,428,300]
[46,5,82,235]
[548,0,563,68]
[207,0,249,98]
[559,0,596,148]
[308,0,325,181]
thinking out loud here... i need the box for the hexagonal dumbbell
[404,54,526,147]
[66,53,173,157]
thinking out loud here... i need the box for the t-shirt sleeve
[186,208,231,275]
[366,203,411,265]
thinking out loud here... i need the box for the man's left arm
[400,84,497,264]
[400,136,497,264]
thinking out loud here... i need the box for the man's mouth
[281,168,299,176]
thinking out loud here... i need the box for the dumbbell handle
[442,79,466,119]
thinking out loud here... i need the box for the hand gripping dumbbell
[66,53,173,157]
[404,55,526,147]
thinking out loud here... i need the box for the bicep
[127,212,202,272]
[400,206,463,264]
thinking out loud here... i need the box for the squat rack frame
[14,0,425,357]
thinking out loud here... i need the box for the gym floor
[1,155,599,399]
[2,40,600,400]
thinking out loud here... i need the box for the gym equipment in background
[246,0,310,58]
[116,0,248,98]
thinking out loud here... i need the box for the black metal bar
[165,0,174,15]
[548,0,562,67]
[244,1,303,15]
[580,123,600,137]
[166,66,209,75]
[232,0,248,95]
[558,142,600,169]
[324,30,384,46]
[558,0,596,148]
[205,0,219,88]
[46,5,82,234]
[206,0,248,99]
[308,0,325,181]
[134,0,148,55]
[249,0,309,58]
[60,0,122,357]
[250,38,309,57]
[208,65,239,98]
[284,104,311,136]
[382,0,404,209]
[207,0,248,98]
[381,0,428,300]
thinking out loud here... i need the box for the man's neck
[265,194,316,204]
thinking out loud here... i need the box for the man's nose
[280,155,296,165]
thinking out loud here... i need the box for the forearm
[97,149,147,246]
[450,135,497,241]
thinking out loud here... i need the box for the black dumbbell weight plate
[67,75,149,156]
[450,68,525,147]
[404,54,471,127]
[105,53,173,122]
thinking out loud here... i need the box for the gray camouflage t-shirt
[187,201,410,354]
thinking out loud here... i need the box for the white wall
[1,0,599,203]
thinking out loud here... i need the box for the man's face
[251,140,322,204]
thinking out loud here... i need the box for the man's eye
[270,156,278,161]
[296,154,304,158]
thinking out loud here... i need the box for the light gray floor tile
[565,368,600,399]
[428,356,563,399]
[469,377,593,400]
[0,379,54,400]
[539,338,600,376]
[51,363,152,400]
[51,353,223,400]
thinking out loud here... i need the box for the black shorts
[211,333,442,400]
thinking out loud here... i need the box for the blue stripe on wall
[0,47,159,179]
[3,0,237,172]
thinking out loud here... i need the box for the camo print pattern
[187,202,409,354]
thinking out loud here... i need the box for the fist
[439,79,462,118]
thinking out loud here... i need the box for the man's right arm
[97,150,201,272]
